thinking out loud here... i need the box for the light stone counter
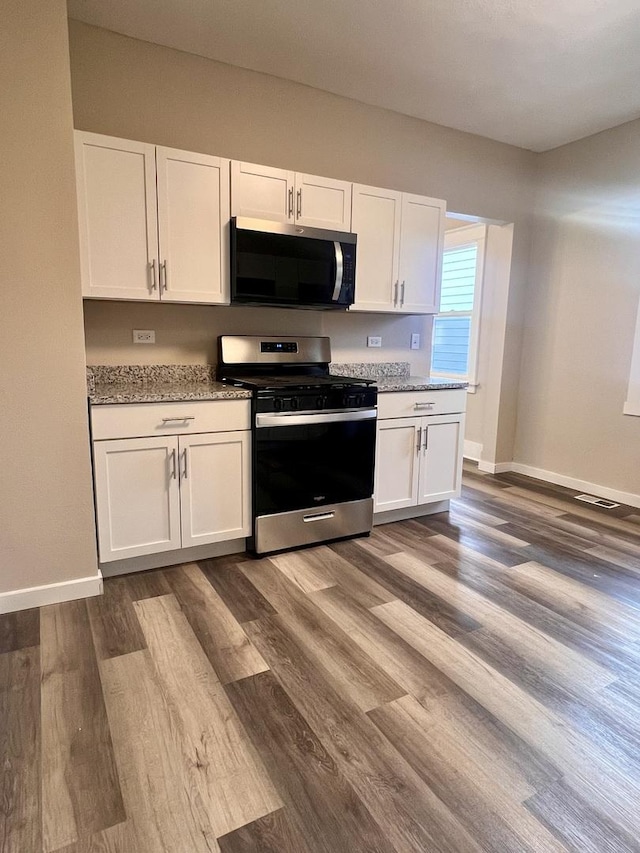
[87,365,251,405]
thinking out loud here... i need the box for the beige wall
[0,1,97,592]
[516,119,640,495]
[70,21,535,459]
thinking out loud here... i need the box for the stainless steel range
[218,335,377,555]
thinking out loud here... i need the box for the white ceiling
[67,0,640,151]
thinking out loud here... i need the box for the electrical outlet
[133,329,155,344]
[411,333,420,350]
[367,336,382,348]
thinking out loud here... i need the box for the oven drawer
[91,399,251,440]
[255,498,373,554]
[377,389,466,419]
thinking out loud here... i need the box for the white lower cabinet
[93,436,182,562]
[374,417,422,512]
[374,392,465,515]
[178,431,251,548]
[91,401,251,563]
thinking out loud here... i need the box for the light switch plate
[411,333,420,350]
[367,336,382,348]
[133,329,155,344]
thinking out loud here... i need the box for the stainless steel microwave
[230,217,356,309]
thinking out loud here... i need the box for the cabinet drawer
[377,389,466,419]
[91,399,251,440]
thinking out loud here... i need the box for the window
[431,224,486,390]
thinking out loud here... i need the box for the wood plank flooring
[3,463,640,852]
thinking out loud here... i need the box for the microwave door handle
[332,241,344,301]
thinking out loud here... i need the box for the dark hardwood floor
[3,464,640,852]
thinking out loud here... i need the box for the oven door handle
[256,408,377,428]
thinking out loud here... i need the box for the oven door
[254,409,376,517]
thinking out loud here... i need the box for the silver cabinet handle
[182,448,188,479]
[303,511,335,523]
[161,416,195,422]
[169,448,177,479]
[288,186,294,218]
[414,402,435,410]
[416,426,422,454]
[422,427,428,452]
[160,260,168,291]
[400,280,405,306]
[393,281,399,306]
[296,188,302,219]
[149,259,158,291]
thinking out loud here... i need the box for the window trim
[431,224,486,392]
[624,293,640,416]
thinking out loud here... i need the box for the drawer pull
[303,511,335,523]
[161,416,195,422]
[414,402,435,410]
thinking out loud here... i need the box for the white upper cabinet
[351,185,402,312]
[231,161,295,222]
[156,147,230,304]
[231,161,352,231]
[75,131,230,304]
[294,173,352,231]
[398,193,446,314]
[350,183,446,314]
[75,133,158,300]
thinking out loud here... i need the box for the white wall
[516,118,640,497]
[0,0,97,594]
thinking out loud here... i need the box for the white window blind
[431,225,486,388]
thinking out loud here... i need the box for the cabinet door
[231,161,294,223]
[156,147,230,304]
[179,431,251,548]
[93,436,181,563]
[75,132,159,300]
[374,417,421,512]
[417,414,464,504]
[397,193,446,314]
[350,185,401,312]
[295,173,352,231]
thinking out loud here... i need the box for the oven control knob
[274,398,283,411]
[290,397,298,410]
[316,396,324,409]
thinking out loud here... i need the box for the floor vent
[574,494,620,509]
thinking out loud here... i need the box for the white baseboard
[463,440,483,461]
[100,538,247,577]
[0,572,103,615]
[374,500,450,525]
[477,460,513,474]
[509,462,640,510]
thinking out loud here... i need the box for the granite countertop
[330,362,468,393]
[87,365,251,405]
[87,362,467,404]
[375,376,468,392]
